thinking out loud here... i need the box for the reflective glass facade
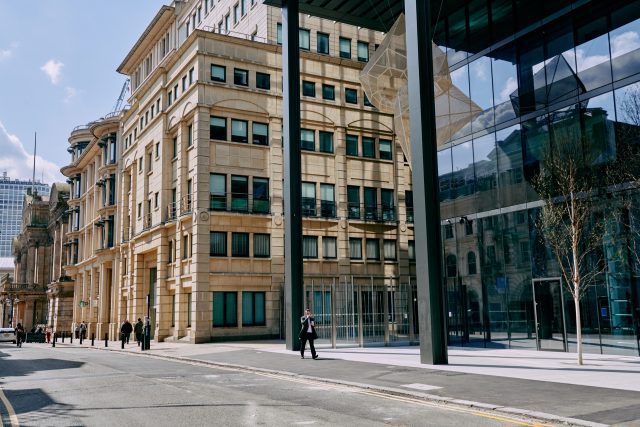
[433,0,640,355]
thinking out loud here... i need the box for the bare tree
[531,130,606,365]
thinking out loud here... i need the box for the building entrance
[532,278,567,351]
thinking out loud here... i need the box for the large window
[364,187,377,220]
[256,72,270,90]
[302,81,316,97]
[210,174,226,210]
[346,134,359,156]
[253,177,269,213]
[302,182,316,216]
[349,238,362,259]
[242,292,265,326]
[379,139,392,160]
[381,189,395,221]
[302,236,318,258]
[252,122,268,146]
[319,131,333,153]
[347,185,360,219]
[467,251,477,275]
[210,116,226,140]
[231,119,248,143]
[384,239,396,260]
[317,32,329,54]
[232,232,249,257]
[299,29,310,50]
[357,41,369,62]
[300,129,315,151]
[254,233,270,257]
[320,183,335,217]
[322,84,335,100]
[362,137,375,158]
[366,238,380,260]
[345,88,358,104]
[231,175,248,211]
[234,68,248,86]
[210,231,227,256]
[213,291,237,327]
[339,37,351,59]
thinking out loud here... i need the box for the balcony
[301,198,337,219]
[121,226,131,243]
[166,195,192,222]
[142,213,153,230]
[406,207,414,224]
[347,203,397,223]
[209,193,270,215]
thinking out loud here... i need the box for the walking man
[120,319,133,344]
[299,308,319,359]
[134,318,143,346]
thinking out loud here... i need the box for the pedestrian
[120,319,133,344]
[79,321,87,340]
[299,308,319,359]
[75,324,80,339]
[46,326,52,344]
[134,318,143,346]
[15,323,25,348]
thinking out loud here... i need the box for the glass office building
[432,0,640,355]
[0,174,50,257]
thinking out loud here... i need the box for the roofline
[117,5,175,74]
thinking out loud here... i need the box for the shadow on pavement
[0,358,83,379]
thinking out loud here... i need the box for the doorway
[532,278,567,351]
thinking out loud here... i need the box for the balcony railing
[347,203,397,222]
[406,207,414,224]
[142,213,153,230]
[122,226,131,243]
[209,193,270,214]
[167,195,192,222]
[301,199,337,219]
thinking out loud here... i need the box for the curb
[57,343,607,427]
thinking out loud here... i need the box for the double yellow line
[0,386,19,427]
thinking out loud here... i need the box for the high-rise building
[0,173,50,257]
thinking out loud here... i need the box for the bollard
[70,332,73,344]
[80,333,83,345]
[91,333,95,346]
[121,334,125,349]
[105,333,108,347]
[52,334,56,348]
[61,332,65,343]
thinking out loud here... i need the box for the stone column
[156,243,171,341]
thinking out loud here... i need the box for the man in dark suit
[299,308,318,359]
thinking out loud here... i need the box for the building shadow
[0,358,84,379]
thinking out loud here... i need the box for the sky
[0,1,167,185]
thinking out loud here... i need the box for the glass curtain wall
[433,0,640,355]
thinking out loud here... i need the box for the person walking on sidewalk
[299,308,318,359]
[120,319,133,344]
[79,321,87,340]
[134,318,143,346]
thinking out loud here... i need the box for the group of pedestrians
[120,318,144,346]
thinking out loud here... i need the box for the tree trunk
[574,294,583,365]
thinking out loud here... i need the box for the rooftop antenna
[32,132,37,195]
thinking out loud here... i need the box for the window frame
[211,64,226,82]
[233,68,249,86]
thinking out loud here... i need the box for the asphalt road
[0,343,537,426]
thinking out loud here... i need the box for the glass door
[532,278,567,351]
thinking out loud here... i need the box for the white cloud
[40,59,64,84]
[0,49,12,62]
[498,77,518,104]
[63,86,77,103]
[611,31,640,58]
[0,120,64,185]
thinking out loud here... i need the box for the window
[347,185,360,219]
[233,3,239,24]
[168,241,173,263]
[465,219,473,235]
[187,124,193,146]
[210,174,226,210]
[345,88,358,104]
[322,84,335,100]
[300,129,315,151]
[242,291,265,326]
[302,81,316,97]
[210,116,226,140]
[213,291,237,326]
[252,122,268,145]
[154,192,159,209]
[319,131,333,153]
[366,238,380,260]
[277,23,282,45]
[155,142,160,158]
[408,240,415,260]
[467,252,477,275]
[211,64,226,82]
[139,157,143,173]
[317,32,329,54]
[173,84,178,100]
[320,183,335,217]
[256,72,270,89]
[302,236,318,258]
[183,234,190,259]
[384,239,396,260]
[232,232,249,257]
[339,37,351,59]
[188,67,194,85]
[346,134,358,156]
[446,254,457,277]
[364,94,373,107]
[234,68,248,86]
[301,182,316,216]
[379,139,392,160]
[172,137,178,158]
[381,189,395,221]
[299,29,310,50]
[210,231,227,256]
[138,202,142,218]
[362,137,375,158]
[364,187,377,220]
[323,237,337,259]
[445,223,454,239]
[240,0,246,16]
[231,119,248,143]
[252,177,269,213]
[406,190,414,223]
[520,241,530,264]
[349,238,362,259]
[187,292,192,327]
[254,234,270,257]
[357,41,369,62]
[231,175,248,211]
[168,90,173,106]
[182,75,187,91]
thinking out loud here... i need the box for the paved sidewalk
[56,340,640,426]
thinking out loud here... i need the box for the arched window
[446,254,457,277]
[467,251,477,275]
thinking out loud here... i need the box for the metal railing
[167,195,192,221]
[209,193,270,214]
[121,226,131,243]
[142,213,153,230]
[201,26,272,45]
[347,203,397,222]
[301,199,337,219]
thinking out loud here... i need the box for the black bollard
[91,333,95,346]
[61,332,65,343]
[121,334,125,349]
[70,332,73,344]
[105,333,108,347]
[52,334,56,348]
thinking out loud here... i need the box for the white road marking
[401,383,442,391]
